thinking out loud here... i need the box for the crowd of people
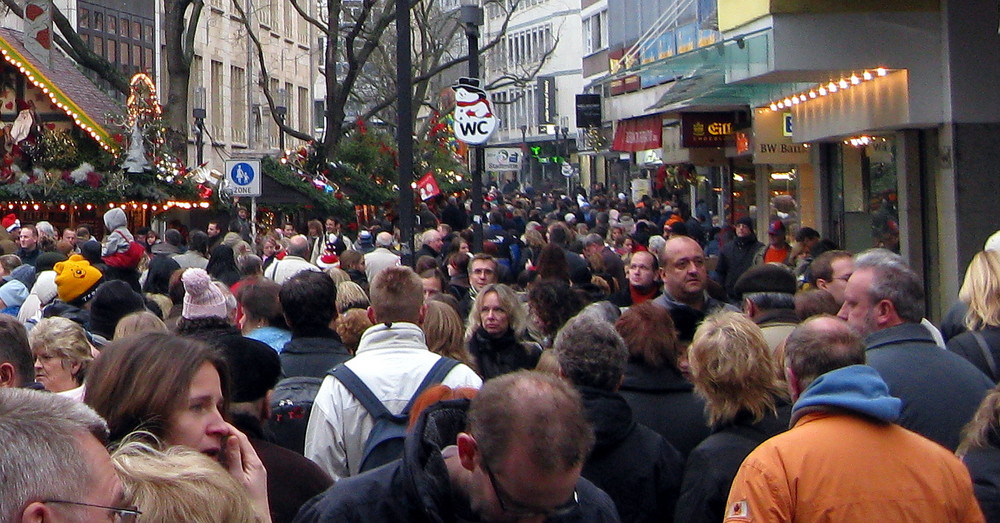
[2,187,1000,522]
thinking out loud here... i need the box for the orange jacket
[724,411,984,523]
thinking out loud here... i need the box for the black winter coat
[674,403,791,523]
[466,327,541,381]
[579,386,684,523]
[280,328,352,379]
[964,444,1000,523]
[293,399,621,523]
[715,234,762,301]
[618,362,709,458]
[948,326,1000,382]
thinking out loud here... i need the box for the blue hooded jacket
[791,364,902,426]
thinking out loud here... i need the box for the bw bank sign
[453,77,498,145]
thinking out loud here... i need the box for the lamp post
[519,124,528,190]
[275,88,288,151]
[396,0,415,263]
[192,86,206,165]
[561,126,571,194]
[461,2,485,253]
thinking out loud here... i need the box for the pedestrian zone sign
[453,77,498,145]
[225,160,261,197]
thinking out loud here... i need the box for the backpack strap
[401,357,461,415]
[971,331,999,381]
[331,357,461,420]
[331,365,395,420]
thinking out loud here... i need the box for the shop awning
[0,28,121,152]
[611,115,662,152]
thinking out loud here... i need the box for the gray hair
[287,235,311,258]
[0,388,109,521]
[854,248,924,323]
[576,301,622,325]
[236,254,262,277]
[375,231,394,248]
[580,233,604,248]
[553,314,628,391]
[744,291,796,311]
[647,235,666,257]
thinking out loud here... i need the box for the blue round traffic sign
[231,162,255,186]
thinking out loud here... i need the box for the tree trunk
[163,0,198,161]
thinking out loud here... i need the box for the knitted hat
[181,268,228,320]
[0,279,27,308]
[768,220,786,235]
[89,280,147,339]
[734,263,797,297]
[54,255,104,305]
[736,216,754,228]
[35,251,67,273]
[2,213,19,232]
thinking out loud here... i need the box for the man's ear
[815,278,830,292]
[456,432,478,472]
[20,501,50,523]
[367,306,377,325]
[0,362,16,388]
[418,304,428,326]
[875,299,895,327]
[742,298,756,318]
[785,366,802,401]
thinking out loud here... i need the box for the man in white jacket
[304,266,482,480]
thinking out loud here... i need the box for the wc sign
[453,77,498,145]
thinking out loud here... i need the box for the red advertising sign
[611,115,662,152]
[416,172,441,201]
[681,112,734,148]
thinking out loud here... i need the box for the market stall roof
[0,27,120,152]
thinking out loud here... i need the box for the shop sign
[611,115,662,152]
[485,148,521,171]
[752,109,809,164]
[536,76,556,126]
[663,125,726,165]
[576,94,601,128]
[681,112,734,148]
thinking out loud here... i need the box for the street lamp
[561,126,571,194]
[396,0,415,263]
[192,86,206,165]
[519,124,528,190]
[275,88,288,151]
[461,2,485,253]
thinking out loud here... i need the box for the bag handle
[971,331,999,381]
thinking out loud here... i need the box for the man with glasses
[0,388,141,522]
[653,236,738,340]
[295,371,620,522]
[809,250,854,306]
[608,250,661,307]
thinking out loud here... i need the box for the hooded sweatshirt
[790,364,901,425]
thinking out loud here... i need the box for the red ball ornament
[334,191,344,200]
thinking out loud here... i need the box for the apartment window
[314,99,325,130]
[79,8,89,28]
[584,11,607,55]
[211,60,224,138]
[259,0,272,27]
[232,66,247,143]
[283,4,294,38]
[317,36,326,67]
[298,9,308,42]
[298,86,309,138]
[285,82,295,129]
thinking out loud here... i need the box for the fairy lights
[762,68,893,113]
[0,40,117,153]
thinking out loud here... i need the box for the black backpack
[331,357,460,473]
[268,376,324,455]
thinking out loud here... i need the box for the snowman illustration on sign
[453,77,498,144]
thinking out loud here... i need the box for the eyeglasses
[481,460,579,518]
[42,499,141,522]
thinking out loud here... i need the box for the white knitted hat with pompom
[181,268,227,320]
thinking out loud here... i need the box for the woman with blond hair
[465,283,540,380]
[113,440,263,523]
[958,384,1000,521]
[948,250,1000,382]
[30,316,93,400]
[675,311,791,523]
